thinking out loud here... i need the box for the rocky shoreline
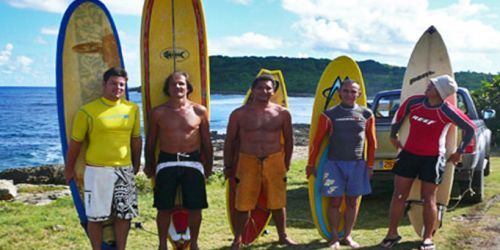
[0,124,311,185]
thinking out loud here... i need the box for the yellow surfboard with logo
[225,69,288,245]
[141,0,209,248]
[307,55,367,241]
[56,0,124,248]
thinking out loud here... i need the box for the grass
[16,184,68,194]
[1,156,499,249]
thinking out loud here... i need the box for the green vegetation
[17,184,67,194]
[130,56,496,97]
[209,56,495,97]
[471,75,500,145]
[1,156,499,249]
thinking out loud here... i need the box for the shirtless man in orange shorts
[224,74,297,249]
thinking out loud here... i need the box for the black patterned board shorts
[84,166,139,222]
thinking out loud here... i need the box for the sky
[0,0,499,87]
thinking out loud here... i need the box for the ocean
[0,87,313,171]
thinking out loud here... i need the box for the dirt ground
[452,194,500,249]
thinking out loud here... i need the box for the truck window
[457,93,468,115]
[375,95,400,118]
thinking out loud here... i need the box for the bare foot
[329,240,341,249]
[342,237,360,249]
[190,242,200,250]
[230,240,241,250]
[278,236,298,246]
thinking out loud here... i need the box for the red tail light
[463,137,475,154]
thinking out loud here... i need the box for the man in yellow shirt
[64,67,142,250]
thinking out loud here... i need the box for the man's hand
[64,167,75,184]
[223,166,232,179]
[305,164,316,178]
[204,168,213,179]
[144,164,154,178]
[448,152,463,165]
[390,137,403,149]
[367,167,373,179]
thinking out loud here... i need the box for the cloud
[101,0,143,16]
[40,27,58,36]
[211,32,284,56]
[6,0,143,15]
[5,0,68,13]
[16,55,33,72]
[281,0,500,72]
[0,43,14,65]
[35,36,47,45]
[0,43,33,76]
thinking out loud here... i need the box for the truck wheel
[462,167,484,204]
[484,156,490,176]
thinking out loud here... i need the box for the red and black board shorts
[153,151,208,210]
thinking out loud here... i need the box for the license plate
[383,159,396,170]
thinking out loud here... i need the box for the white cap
[430,75,457,100]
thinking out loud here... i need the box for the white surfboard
[399,26,457,237]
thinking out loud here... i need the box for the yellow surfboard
[141,0,209,248]
[225,69,288,245]
[401,26,457,237]
[56,0,124,247]
[307,55,367,241]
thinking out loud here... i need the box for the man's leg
[114,218,131,250]
[157,210,171,250]
[231,210,249,250]
[87,221,103,250]
[384,175,414,240]
[271,208,297,245]
[189,209,202,250]
[327,197,343,249]
[343,196,361,248]
[421,181,438,245]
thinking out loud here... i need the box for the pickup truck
[370,87,496,203]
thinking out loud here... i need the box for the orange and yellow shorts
[235,151,287,211]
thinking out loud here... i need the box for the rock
[0,165,65,185]
[292,123,310,146]
[52,225,65,232]
[0,124,311,186]
[15,184,70,206]
[0,179,17,200]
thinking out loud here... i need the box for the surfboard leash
[133,221,158,236]
[447,168,476,211]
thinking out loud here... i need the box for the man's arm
[282,109,293,171]
[306,114,331,177]
[390,96,420,148]
[365,114,377,178]
[131,137,142,175]
[144,110,159,178]
[64,139,82,183]
[365,115,377,168]
[199,107,213,178]
[65,109,88,183]
[443,104,477,164]
[223,110,240,178]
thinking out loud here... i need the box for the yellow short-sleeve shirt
[71,97,141,167]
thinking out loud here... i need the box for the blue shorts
[321,160,371,197]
